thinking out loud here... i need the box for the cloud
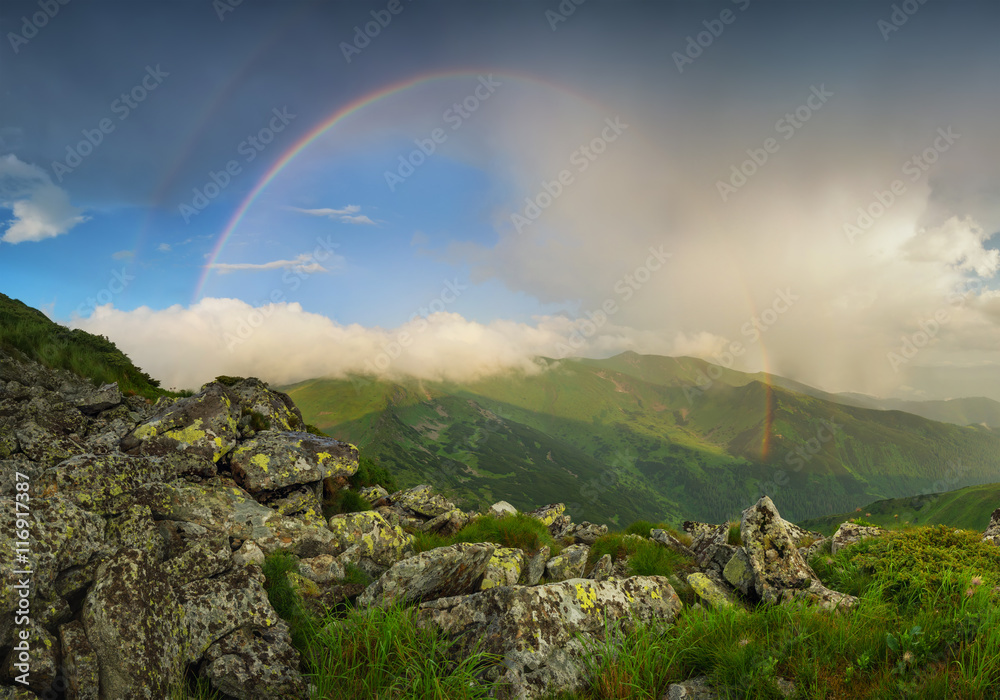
[112,250,134,260]
[206,252,341,275]
[0,154,88,244]
[903,216,1000,277]
[289,205,375,225]
[157,243,172,252]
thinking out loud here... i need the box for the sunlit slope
[283,354,1000,524]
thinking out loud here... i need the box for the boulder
[120,383,240,463]
[563,521,609,545]
[488,500,518,517]
[588,553,614,581]
[226,377,305,434]
[526,503,566,528]
[722,548,757,598]
[519,546,550,586]
[985,508,1000,546]
[60,619,100,700]
[229,430,358,496]
[419,507,472,537]
[297,554,346,583]
[387,484,456,518]
[831,522,887,555]
[2,621,59,694]
[481,546,526,590]
[686,573,740,610]
[545,544,589,582]
[418,576,682,699]
[650,529,696,558]
[72,383,122,416]
[199,620,308,699]
[358,542,495,607]
[697,543,738,576]
[740,497,815,603]
[328,510,414,577]
[358,485,388,503]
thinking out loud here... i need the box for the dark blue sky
[1,0,998,398]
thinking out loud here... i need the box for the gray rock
[985,508,1000,546]
[358,542,495,607]
[650,528,696,558]
[488,500,518,517]
[200,620,308,699]
[831,522,887,555]
[588,553,614,581]
[740,497,815,603]
[545,544,589,582]
[60,619,100,700]
[519,545,550,586]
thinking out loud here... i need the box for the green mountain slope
[0,292,166,399]
[797,481,1000,535]
[283,353,1000,525]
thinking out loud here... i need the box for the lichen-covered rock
[519,545,550,586]
[722,547,757,598]
[664,675,718,699]
[831,522,887,555]
[563,521,608,546]
[481,546,526,590]
[120,383,240,463]
[419,507,471,537]
[687,573,740,610]
[297,554,345,583]
[688,522,729,559]
[358,485,388,503]
[488,500,518,517]
[417,576,682,699]
[740,497,816,604]
[780,519,824,548]
[82,548,187,699]
[588,554,613,581]
[267,487,324,522]
[387,484,456,518]
[0,683,43,699]
[60,619,100,700]
[105,504,166,559]
[358,542,495,607]
[229,430,358,495]
[200,619,308,699]
[985,508,1000,546]
[650,529,696,558]
[328,510,414,577]
[226,377,305,434]
[73,383,122,416]
[2,621,59,694]
[545,544,589,583]
[778,579,857,611]
[233,541,265,568]
[526,503,566,528]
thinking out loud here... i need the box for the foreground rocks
[982,508,1000,546]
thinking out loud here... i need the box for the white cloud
[904,216,1000,277]
[207,252,341,275]
[157,243,172,252]
[112,250,134,260]
[0,154,88,244]
[289,205,375,225]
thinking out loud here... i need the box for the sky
[1,0,999,400]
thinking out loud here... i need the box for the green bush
[589,532,693,579]
[350,455,398,492]
[213,375,243,386]
[450,513,558,554]
[323,489,372,520]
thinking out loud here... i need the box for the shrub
[213,375,243,386]
[323,489,372,519]
[350,455,398,493]
[450,513,558,554]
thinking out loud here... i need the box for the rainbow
[192,69,591,302]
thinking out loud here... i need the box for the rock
[328,510,414,578]
[526,503,566,528]
[267,487,324,522]
[686,573,740,610]
[0,684,42,699]
[831,522,887,556]
[229,430,358,496]
[798,538,828,562]
[358,542,495,607]
[588,553,614,581]
[682,521,719,540]
[419,507,471,537]
[519,545,550,586]
[780,519,823,548]
[73,382,122,415]
[481,547,526,590]
[985,508,1000,546]
[488,500,518,517]
[545,544,589,582]
[105,504,166,559]
[226,377,305,434]
[200,620,308,699]
[418,576,682,699]
[650,529,696,558]
[740,497,816,604]
[121,382,241,463]
[358,485,388,503]
[664,676,717,699]
[564,521,609,546]
[297,554,345,583]
[2,621,59,694]
[697,543,738,576]
[778,579,856,611]
[387,484,456,518]
[60,619,100,700]
[722,548,757,598]
[689,523,730,558]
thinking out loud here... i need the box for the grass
[411,512,560,555]
[588,529,694,581]
[0,292,173,399]
[323,489,373,520]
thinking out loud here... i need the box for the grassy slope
[0,292,167,399]
[283,354,1000,525]
[798,481,1000,535]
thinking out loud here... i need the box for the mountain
[282,352,1000,525]
[797,481,1000,535]
[0,292,166,399]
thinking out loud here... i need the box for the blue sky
[2,0,999,399]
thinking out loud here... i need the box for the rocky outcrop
[831,521,887,555]
[229,430,357,496]
[417,576,682,699]
[481,546,526,589]
[985,508,1000,546]
[545,544,589,582]
[651,528,696,558]
[358,542,495,607]
[327,510,414,577]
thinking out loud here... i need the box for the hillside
[797,480,1000,535]
[0,292,167,399]
[283,353,1000,525]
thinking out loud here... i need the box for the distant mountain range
[282,352,1000,525]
